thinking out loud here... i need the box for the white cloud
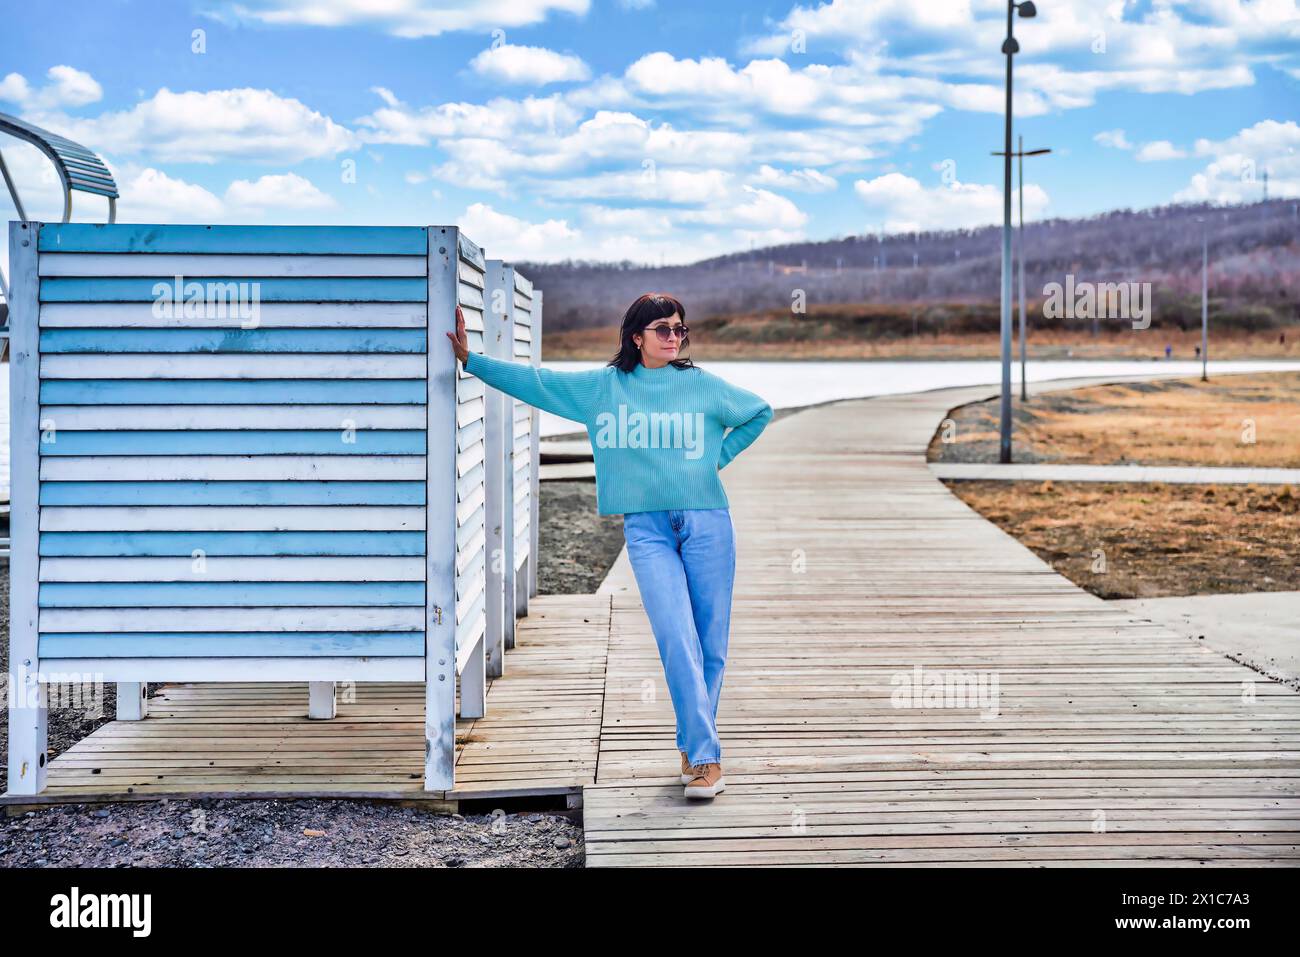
[207,0,591,37]
[1094,129,1132,150]
[541,167,733,203]
[459,202,580,260]
[746,0,1300,103]
[470,44,591,85]
[854,172,1049,233]
[677,185,808,230]
[116,167,224,223]
[356,89,583,145]
[456,202,763,265]
[33,87,357,164]
[0,66,102,110]
[743,0,974,58]
[750,165,838,192]
[0,73,31,104]
[1135,140,1187,161]
[579,204,673,233]
[1175,119,1300,202]
[618,50,1038,126]
[225,173,336,212]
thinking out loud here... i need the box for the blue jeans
[621,508,736,767]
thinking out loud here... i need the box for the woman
[447,293,773,799]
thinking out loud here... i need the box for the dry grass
[945,480,1300,599]
[929,371,1300,468]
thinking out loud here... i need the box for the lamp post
[1200,216,1208,382]
[997,0,1037,463]
[992,138,1051,400]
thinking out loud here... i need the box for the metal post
[999,2,1015,463]
[1018,135,1027,401]
[0,147,28,221]
[1201,222,1209,382]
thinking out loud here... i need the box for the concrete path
[1113,592,1300,691]
[932,463,1300,484]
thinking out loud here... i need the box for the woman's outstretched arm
[717,380,774,470]
[447,306,606,424]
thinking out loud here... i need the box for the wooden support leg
[459,633,486,719]
[517,553,530,618]
[116,682,149,721]
[308,681,337,720]
[7,666,48,796]
[504,547,518,652]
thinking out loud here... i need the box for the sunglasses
[646,323,689,342]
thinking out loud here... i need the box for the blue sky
[1,0,1296,267]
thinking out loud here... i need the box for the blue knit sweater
[464,351,773,516]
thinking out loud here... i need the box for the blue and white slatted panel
[510,270,537,619]
[449,231,488,720]
[28,224,433,689]
[526,289,542,602]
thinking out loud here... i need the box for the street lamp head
[1017,1,1037,16]
[1002,36,1020,54]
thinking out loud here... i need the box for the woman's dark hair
[608,293,697,373]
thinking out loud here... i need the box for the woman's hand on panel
[445,305,470,364]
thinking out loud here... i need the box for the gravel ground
[0,799,583,868]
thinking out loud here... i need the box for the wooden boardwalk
[583,378,1300,866]
[7,373,1298,867]
[7,594,609,807]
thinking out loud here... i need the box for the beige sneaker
[680,750,694,784]
[683,763,725,799]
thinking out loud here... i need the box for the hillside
[519,199,1299,333]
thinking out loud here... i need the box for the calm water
[537,358,1300,437]
[3,359,1299,498]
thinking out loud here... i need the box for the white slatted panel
[453,234,488,662]
[511,270,535,569]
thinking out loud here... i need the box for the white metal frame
[7,222,45,795]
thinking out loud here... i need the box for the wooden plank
[582,376,1300,866]
[21,658,425,683]
[37,581,424,608]
[6,593,607,804]
[40,301,427,328]
[39,276,427,302]
[38,529,425,556]
[40,456,427,481]
[39,253,426,278]
[39,606,424,632]
[39,505,425,532]
[37,223,428,255]
[41,354,428,379]
[39,328,427,354]
[39,378,427,405]
[40,557,426,583]
[38,405,427,430]
[40,632,425,658]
